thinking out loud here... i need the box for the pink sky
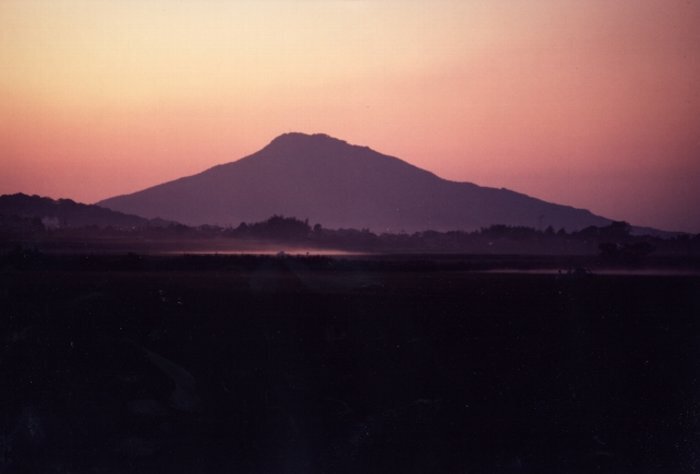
[1,0,699,232]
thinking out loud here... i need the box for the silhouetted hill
[0,193,167,229]
[99,132,612,232]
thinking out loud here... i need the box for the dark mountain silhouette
[0,193,169,229]
[98,133,612,232]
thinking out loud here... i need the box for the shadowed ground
[0,255,698,473]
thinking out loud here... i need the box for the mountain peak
[263,133,357,157]
[269,132,348,147]
[252,132,374,165]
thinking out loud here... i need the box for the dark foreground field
[1,254,698,473]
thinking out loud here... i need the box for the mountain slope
[98,133,611,232]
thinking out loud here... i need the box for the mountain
[0,193,166,229]
[98,133,612,232]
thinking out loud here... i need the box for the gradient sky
[1,0,699,232]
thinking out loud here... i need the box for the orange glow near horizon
[1,0,699,232]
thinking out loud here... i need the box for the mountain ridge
[0,193,170,229]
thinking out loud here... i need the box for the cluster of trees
[2,211,699,257]
[230,216,313,241]
[219,216,696,257]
